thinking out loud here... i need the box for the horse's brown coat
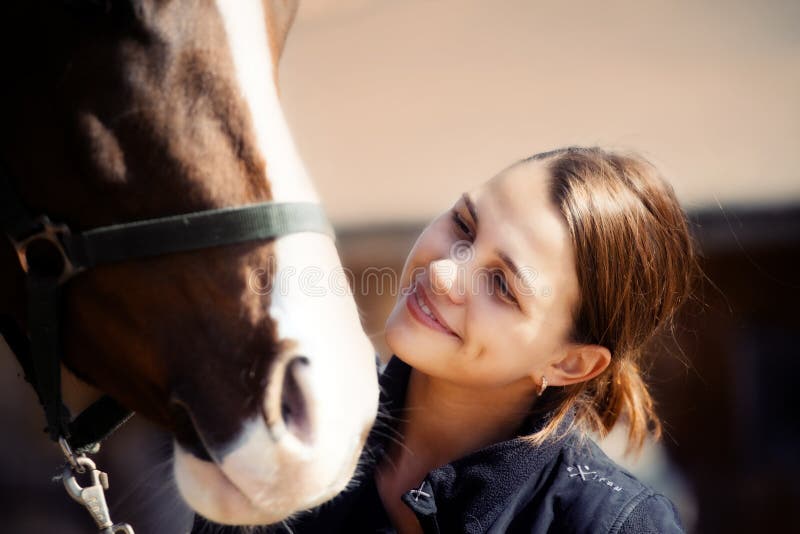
[0,0,302,456]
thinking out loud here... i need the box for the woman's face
[385,159,581,391]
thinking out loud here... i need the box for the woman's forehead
[474,162,566,257]
[484,158,548,196]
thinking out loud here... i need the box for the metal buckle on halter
[61,448,135,534]
[9,216,83,284]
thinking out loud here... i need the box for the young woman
[197,146,696,533]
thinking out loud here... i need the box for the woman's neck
[380,368,538,488]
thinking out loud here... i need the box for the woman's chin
[385,314,432,360]
[385,328,447,376]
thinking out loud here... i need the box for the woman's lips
[405,280,459,338]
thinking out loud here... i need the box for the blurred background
[2,0,798,532]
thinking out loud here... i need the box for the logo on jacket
[567,464,623,492]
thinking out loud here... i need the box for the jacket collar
[374,356,576,533]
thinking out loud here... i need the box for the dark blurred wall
[654,204,800,533]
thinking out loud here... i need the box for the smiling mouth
[406,281,459,338]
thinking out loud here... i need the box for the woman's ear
[543,344,611,387]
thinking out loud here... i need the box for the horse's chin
[173,448,268,525]
[172,419,363,526]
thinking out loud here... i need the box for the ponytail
[527,356,661,455]
[523,146,699,454]
[596,357,661,453]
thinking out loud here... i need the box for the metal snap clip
[62,455,135,534]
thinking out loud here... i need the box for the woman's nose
[429,258,466,305]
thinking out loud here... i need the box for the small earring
[538,376,548,396]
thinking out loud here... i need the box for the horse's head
[0,0,378,525]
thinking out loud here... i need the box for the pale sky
[280,0,800,226]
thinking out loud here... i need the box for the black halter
[0,165,333,451]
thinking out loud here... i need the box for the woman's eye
[451,211,473,238]
[493,271,519,307]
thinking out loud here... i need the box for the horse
[0,0,378,527]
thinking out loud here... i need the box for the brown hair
[526,146,700,454]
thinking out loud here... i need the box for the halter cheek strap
[0,164,334,450]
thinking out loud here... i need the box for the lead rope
[2,168,136,532]
[59,438,135,534]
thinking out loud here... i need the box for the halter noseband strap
[0,165,334,450]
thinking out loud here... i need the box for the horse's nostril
[280,356,312,445]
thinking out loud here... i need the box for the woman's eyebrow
[462,193,479,225]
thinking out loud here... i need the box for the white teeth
[415,290,438,322]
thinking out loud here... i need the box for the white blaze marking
[213,0,351,407]
[183,3,377,523]
[213,0,370,467]
[214,0,317,203]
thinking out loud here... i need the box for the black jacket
[195,357,684,534]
